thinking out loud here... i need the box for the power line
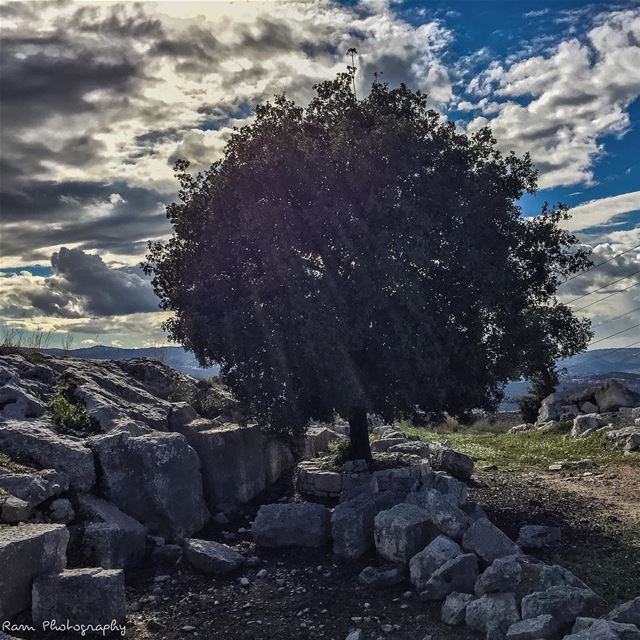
[559,243,640,286]
[565,268,640,305]
[589,322,640,347]
[592,306,640,328]
[573,280,640,312]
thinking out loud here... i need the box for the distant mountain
[45,345,219,378]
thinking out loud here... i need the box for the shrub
[49,377,99,436]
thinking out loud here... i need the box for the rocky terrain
[0,352,639,639]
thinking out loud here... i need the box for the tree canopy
[145,70,592,461]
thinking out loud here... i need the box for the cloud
[562,191,640,231]
[466,8,640,188]
[0,248,160,319]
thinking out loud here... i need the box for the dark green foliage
[145,72,592,460]
[49,377,99,436]
[518,367,560,423]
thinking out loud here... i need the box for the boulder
[1,494,32,523]
[387,441,431,457]
[564,619,632,640]
[0,419,95,491]
[465,592,520,633]
[49,498,75,524]
[429,445,475,480]
[184,539,245,575]
[371,464,432,496]
[420,553,478,601]
[430,472,468,506]
[521,586,600,630]
[506,614,558,640]
[441,592,476,625]
[462,519,521,564]
[297,464,343,500]
[573,617,640,639]
[0,382,47,419]
[88,426,209,541]
[374,503,435,564]
[358,564,406,587]
[409,535,462,590]
[332,491,398,559]
[0,524,68,618]
[0,468,69,506]
[580,401,599,414]
[173,422,295,506]
[572,414,605,437]
[371,438,407,453]
[168,402,199,430]
[516,525,561,550]
[607,597,640,625]
[405,489,469,539]
[304,427,344,458]
[32,568,125,627]
[252,503,331,548]
[594,380,640,412]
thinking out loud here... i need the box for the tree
[144,68,592,462]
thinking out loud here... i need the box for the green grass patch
[49,376,99,436]
[399,425,639,470]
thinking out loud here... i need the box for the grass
[0,452,32,473]
[48,376,99,436]
[399,424,639,470]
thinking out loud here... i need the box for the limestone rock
[0,494,32,523]
[0,524,68,618]
[0,468,69,505]
[184,539,245,575]
[374,503,435,564]
[304,427,344,458]
[441,592,475,625]
[88,426,209,541]
[607,596,640,625]
[521,586,600,630]
[252,503,331,548]
[371,437,408,453]
[49,498,74,524]
[506,614,558,640]
[32,568,126,627]
[571,414,605,438]
[420,553,478,601]
[0,382,47,419]
[594,379,640,412]
[429,445,475,480]
[409,535,462,590]
[405,489,469,539]
[0,419,95,490]
[517,525,561,549]
[465,592,520,633]
[462,518,521,564]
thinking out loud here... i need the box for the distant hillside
[45,345,220,378]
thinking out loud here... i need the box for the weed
[49,377,99,436]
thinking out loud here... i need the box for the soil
[13,465,640,640]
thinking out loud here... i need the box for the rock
[521,586,600,630]
[252,503,331,547]
[516,525,561,549]
[420,553,478,601]
[174,422,295,506]
[151,543,183,565]
[371,437,408,453]
[465,593,520,633]
[0,419,95,490]
[509,424,534,434]
[0,382,47,419]
[573,617,640,639]
[475,555,590,602]
[374,503,436,564]
[32,567,126,627]
[304,427,344,458]
[506,614,558,639]
[462,519,521,564]
[607,596,640,625]
[49,498,75,524]
[619,406,640,419]
[372,464,432,496]
[0,524,68,618]
[0,494,32,523]
[387,441,431,457]
[88,426,209,541]
[441,592,475,625]
[78,494,147,569]
[564,619,632,639]
[429,445,475,480]
[430,472,468,507]
[409,535,462,590]
[607,426,640,451]
[580,401,599,414]
[405,489,469,539]
[297,463,343,500]
[346,630,363,640]
[358,564,406,587]
[572,414,605,438]
[594,380,640,412]
[168,402,199,430]
[0,468,69,506]
[184,538,245,575]
[332,491,398,559]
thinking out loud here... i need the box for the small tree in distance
[145,64,592,462]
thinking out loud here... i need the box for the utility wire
[589,322,640,347]
[562,338,640,371]
[565,268,640,305]
[559,243,640,286]
[592,306,640,328]
[573,280,640,312]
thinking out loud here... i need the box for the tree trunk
[347,407,372,462]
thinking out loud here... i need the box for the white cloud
[562,191,640,231]
[466,8,640,188]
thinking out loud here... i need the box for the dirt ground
[13,465,640,640]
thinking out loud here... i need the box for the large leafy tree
[145,70,591,462]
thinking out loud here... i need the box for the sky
[0,0,639,351]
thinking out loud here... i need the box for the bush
[49,377,99,436]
